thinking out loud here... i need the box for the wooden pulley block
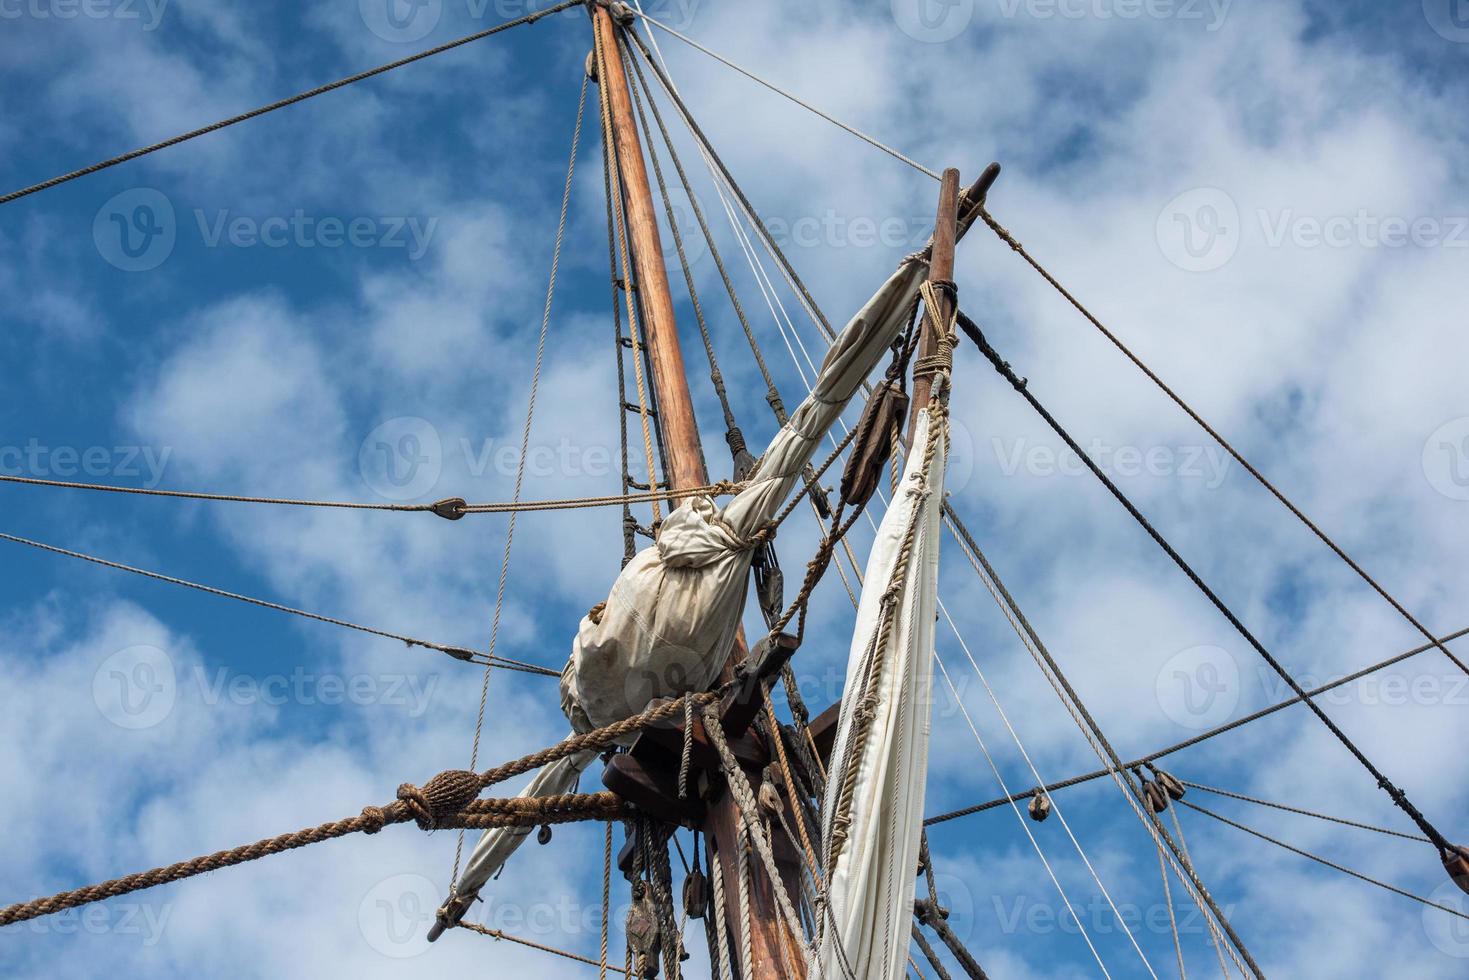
[1446,845,1469,896]
[682,867,708,920]
[1154,770,1186,801]
[1028,792,1052,823]
[1141,780,1170,814]
[839,379,909,508]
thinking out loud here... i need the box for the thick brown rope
[0,1,582,207]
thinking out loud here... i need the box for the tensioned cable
[975,207,1469,681]
[451,70,588,893]
[1181,781,1431,843]
[961,312,1455,854]
[0,1,581,207]
[0,530,558,675]
[0,472,739,513]
[458,920,632,976]
[627,11,940,180]
[1177,799,1469,922]
[926,620,1469,824]
[931,651,1116,978]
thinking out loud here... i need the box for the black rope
[0,0,581,207]
[925,617,1469,824]
[976,207,1469,680]
[956,308,1455,855]
[1182,780,1430,842]
[0,530,558,676]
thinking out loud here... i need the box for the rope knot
[359,805,388,835]
[398,769,483,831]
[587,600,607,625]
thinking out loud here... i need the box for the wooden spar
[907,168,960,446]
[590,8,806,977]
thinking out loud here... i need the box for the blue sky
[2,1,1468,977]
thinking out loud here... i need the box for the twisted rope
[459,919,631,975]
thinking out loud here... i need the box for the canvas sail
[447,256,929,908]
[812,393,948,980]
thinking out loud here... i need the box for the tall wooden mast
[591,7,805,977]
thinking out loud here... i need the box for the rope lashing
[0,0,583,207]
[0,530,558,675]
[974,205,1469,681]
[957,308,1459,855]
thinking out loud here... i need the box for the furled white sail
[447,256,929,908]
[812,394,947,980]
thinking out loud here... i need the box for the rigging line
[458,920,632,975]
[1180,781,1431,843]
[975,207,1469,681]
[961,315,1456,855]
[452,70,588,891]
[1176,799,1469,923]
[931,650,1116,979]
[940,603,1161,979]
[1166,806,1236,980]
[0,472,740,514]
[1153,825,1189,980]
[626,11,941,180]
[926,618,1469,824]
[925,501,1262,977]
[0,529,558,676]
[0,0,581,208]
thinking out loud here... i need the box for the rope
[1153,826,1188,980]
[628,11,940,180]
[452,70,588,893]
[459,920,631,975]
[976,206,1469,681]
[708,839,736,980]
[0,472,740,515]
[1167,807,1234,980]
[961,313,1456,855]
[0,529,557,675]
[601,822,613,980]
[1181,781,1431,843]
[910,924,954,980]
[0,1,581,208]
[1178,799,1469,922]
[925,616,1469,824]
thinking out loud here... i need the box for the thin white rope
[940,602,1160,978]
[629,10,942,180]
[933,650,1114,978]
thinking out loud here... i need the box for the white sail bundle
[449,256,929,904]
[812,392,948,980]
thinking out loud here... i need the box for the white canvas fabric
[451,256,928,903]
[812,400,947,980]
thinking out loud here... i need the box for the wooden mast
[907,167,960,445]
[591,7,805,977]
